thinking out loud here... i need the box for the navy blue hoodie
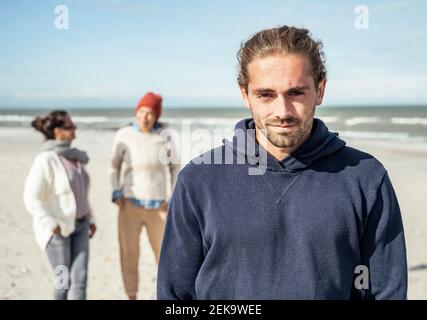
[157,118,407,300]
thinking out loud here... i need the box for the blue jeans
[45,217,90,300]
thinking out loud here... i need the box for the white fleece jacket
[23,151,95,250]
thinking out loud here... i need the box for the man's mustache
[265,116,300,126]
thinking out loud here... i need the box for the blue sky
[1,0,426,108]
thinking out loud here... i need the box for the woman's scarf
[41,140,89,164]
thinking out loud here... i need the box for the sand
[0,127,426,299]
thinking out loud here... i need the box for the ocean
[1,106,427,143]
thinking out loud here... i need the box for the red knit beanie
[135,92,162,120]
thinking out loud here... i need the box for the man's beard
[256,114,313,148]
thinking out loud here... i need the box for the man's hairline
[240,51,323,94]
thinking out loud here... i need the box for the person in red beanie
[110,92,180,300]
[135,92,163,132]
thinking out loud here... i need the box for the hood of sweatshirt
[223,118,346,173]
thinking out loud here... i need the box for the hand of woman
[114,197,126,209]
[53,225,61,236]
[89,223,97,239]
[161,201,169,212]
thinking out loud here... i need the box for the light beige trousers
[118,200,167,296]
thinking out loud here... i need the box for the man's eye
[288,91,304,96]
[257,93,274,99]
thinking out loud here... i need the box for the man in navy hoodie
[157,26,407,299]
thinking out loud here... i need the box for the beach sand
[0,127,426,299]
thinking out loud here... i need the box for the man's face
[240,54,326,149]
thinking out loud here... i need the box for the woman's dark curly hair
[31,110,69,140]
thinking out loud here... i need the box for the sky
[1,0,427,108]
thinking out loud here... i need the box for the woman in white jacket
[23,110,96,300]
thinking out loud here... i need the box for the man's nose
[273,95,294,118]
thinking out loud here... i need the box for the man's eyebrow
[251,88,275,94]
[286,86,310,92]
[252,86,310,94]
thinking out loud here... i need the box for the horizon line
[1,104,427,111]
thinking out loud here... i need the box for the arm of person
[84,169,97,238]
[167,137,181,199]
[23,154,58,233]
[157,178,205,300]
[358,172,408,300]
[110,131,125,203]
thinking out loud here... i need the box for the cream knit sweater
[110,125,180,201]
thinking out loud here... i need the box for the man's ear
[316,78,327,106]
[239,86,251,110]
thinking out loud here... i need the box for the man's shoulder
[177,145,228,183]
[334,144,387,179]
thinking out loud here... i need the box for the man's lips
[268,124,296,128]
